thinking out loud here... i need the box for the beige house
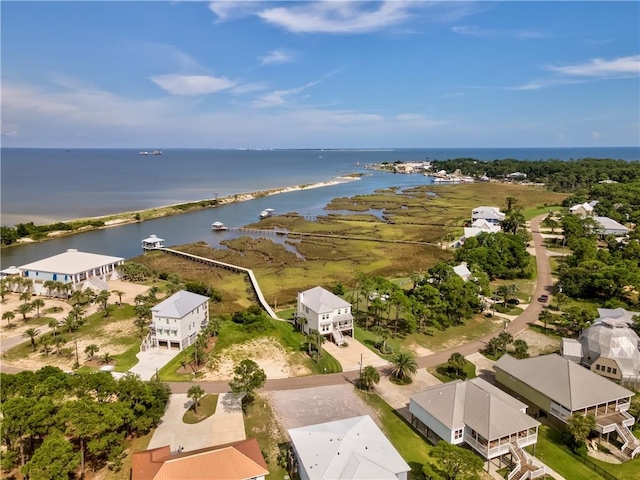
[569,201,598,218]
[495,354,639,459]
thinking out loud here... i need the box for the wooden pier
[155,248,279,320]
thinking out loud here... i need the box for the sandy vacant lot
[267,384,379,433]
[201,337,312,381]
[516,327,560,356]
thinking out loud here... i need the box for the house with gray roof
[453,263,472,282]
[471,206,505,225]
[145,290,209,351]
[288,415,410,480]
[297,286,353,346]
[409,378,542,475]
[596,307,640,327]
[18,248,124,296]
[594,216,630,237]
[495,354,639,458]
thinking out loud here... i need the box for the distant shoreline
[5,175,363,247]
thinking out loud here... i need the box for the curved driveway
[169,214,553,394]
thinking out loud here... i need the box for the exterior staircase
[86,275,110,291]
[508,442,545,480]
[615,423,640,459]
[332,328,346,346]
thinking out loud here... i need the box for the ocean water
[2,147,638,225]
[1,146,638,268]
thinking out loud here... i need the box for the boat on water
[259,208,275,219]
[211,222,228,231]
[433,177,461,184]
[152,150,162,155]
[139,151,149,156]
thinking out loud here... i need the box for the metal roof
[410,378,537,441]
[471,206,505,221]
[594,216,629,232]
[453,263,471,279]
[299,286,351,314]
[19,249,124,275]
[579,320,640,375]
[495,354,633,411]
[152,290,209,318]
[597,308,640,326]
[288,415,409,480]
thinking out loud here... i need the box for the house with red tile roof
[131,438,268,480]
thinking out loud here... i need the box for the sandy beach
[7,175,362,246]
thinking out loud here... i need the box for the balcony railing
[464,432,538,459]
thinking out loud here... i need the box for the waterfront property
[409,378,543,477]
[495,354,639,459]
[296,286,354,346]
[142,290,209,351]
[471,206,505,224]
[17,248,124,296]
[131,438,268,480]
[142,234,165,250]
[288,415,410,480]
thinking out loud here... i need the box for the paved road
[2,215,554,395]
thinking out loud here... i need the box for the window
[595,365,601,371]
[166,319,169,325]
[612,368,617,374]
[454,429,463,440]
[607,366,612,373]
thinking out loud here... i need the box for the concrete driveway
[323,336,388,372]
[148,393,245,452]
[374,369,442,409]
[465,352,496,383]
[128,348,180,381]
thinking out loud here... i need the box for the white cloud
[259,49,297,65]
[452,25,546,39]
[208,1,263,22]
[252,80,321,108]
[230,82,270,95]
[546,55,640,77]
[150,74,237,95]
[1,121,18,137]
[256,1,414,34]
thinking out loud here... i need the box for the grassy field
[244,395,289,480]
[522,204,564,221]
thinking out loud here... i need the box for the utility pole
[359,353,363,387]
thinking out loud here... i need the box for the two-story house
[296,286,353,346]
[145,290,209,351]
[471,206,505,225]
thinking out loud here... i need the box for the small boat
[211,222,228,231]
[259,208,275,219]
[152,150,162,155]
[139,151,149,155]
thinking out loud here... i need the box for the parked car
[507,298,521,305]
[538,294,549,303]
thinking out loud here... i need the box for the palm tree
[147,286,160,301]
[22,327,41,350]
[69,289,84,305]
[568,413,595,445]
[19,291,31,304]
[2,310,15,328]
[101,352,114,364]
[61,314,77,334]
[40,336,52,356]
[309,329,325,362]
[48,318,60,336]
[495,285,511,305]
[373,325,390,354]
[96,290,111,317]
[0,280,9,303]
[513,339,529,359]
[447,352,466,378]
[498,331,514,352]
[359,365,381,391]
[31,298,45,318]
[390,350,418,383]
[134,317,148,338]
[84,344,100,360]
[539,310,553,332]
[111,289,125,305]
[488,337,502,357]
[83,288,96,305]
[71,304,85,322]
[16,302,34,321]
[43,280,57,298]
[187,385,205,413]
[53,336,67,356]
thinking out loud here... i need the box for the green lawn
[183,394,218,424]
[525,425,607,480]
[522,205,563,221]
[429,359,476,383]
[113,342,142,372]
[357,390,434,480]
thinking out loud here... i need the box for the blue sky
[2,1,639,148]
